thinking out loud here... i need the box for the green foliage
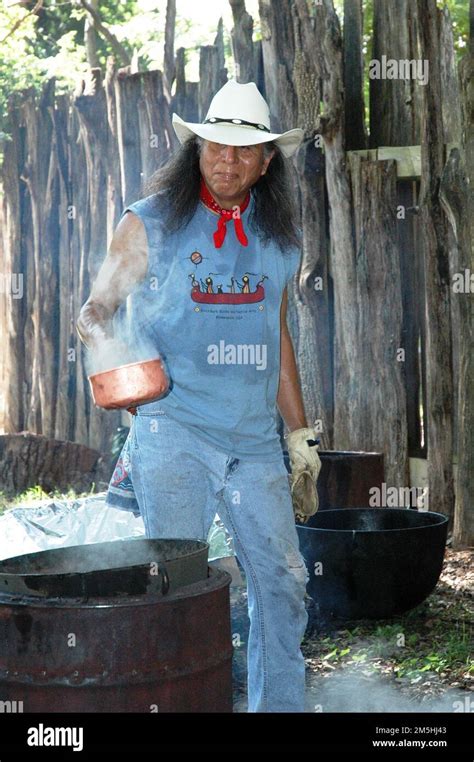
[0,0,470,145]
[306,599,473,688]
[0,0,155,135]
[0,483,97,515]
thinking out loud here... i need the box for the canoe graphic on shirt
[191,283,265,305]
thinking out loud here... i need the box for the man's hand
[287,427,322,523]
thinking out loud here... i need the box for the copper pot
[88,357,169,410]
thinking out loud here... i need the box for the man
[77,80,321,712]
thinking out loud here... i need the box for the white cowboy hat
[172,80,304,158]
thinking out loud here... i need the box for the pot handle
[158,563,170,595]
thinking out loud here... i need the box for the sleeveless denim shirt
[122,191,301,461]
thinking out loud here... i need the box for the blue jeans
[129,405,308,712]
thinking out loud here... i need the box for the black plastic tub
[297,508,448,620]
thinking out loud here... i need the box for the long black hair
[142,136,301,252]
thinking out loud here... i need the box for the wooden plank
[348,146,421,178]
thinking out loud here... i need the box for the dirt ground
[230,548,473,712]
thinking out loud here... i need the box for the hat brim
[172,114,304,158]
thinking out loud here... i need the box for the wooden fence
[0,0,472,544]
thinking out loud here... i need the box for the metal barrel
[313,450,385,513]
[0,566,232,712]
[284,449,385,513]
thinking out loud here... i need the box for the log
[0,433,109,495]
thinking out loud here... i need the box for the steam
[86,336,161,376]
[306,667,468,713]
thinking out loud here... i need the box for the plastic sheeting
[0,493,235,562]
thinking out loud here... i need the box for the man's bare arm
[76,212,148,348]
[277,287,308,431]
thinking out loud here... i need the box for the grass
[302,595,473,693]
[0,485,98,516]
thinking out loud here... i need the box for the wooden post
[0,95,25,434]
[348,154,408,486]
[198,45,227,120]
[370,0,422,147]
[229,0,255,83]
[343,0,367,150]
[416,0,455,521]
[258,0,297,132]
[291,0,333,446]
[446,1,474,547]
[114,71,143,208]
[163,0,176,102]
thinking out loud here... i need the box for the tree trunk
[84,0,100,68]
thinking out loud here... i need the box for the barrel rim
[297,507,449,533]
[0,566,232,609]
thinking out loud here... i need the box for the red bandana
[199,177,250,249]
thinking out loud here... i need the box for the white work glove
[286,427,322,523]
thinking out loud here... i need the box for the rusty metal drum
[0,566,232,712]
